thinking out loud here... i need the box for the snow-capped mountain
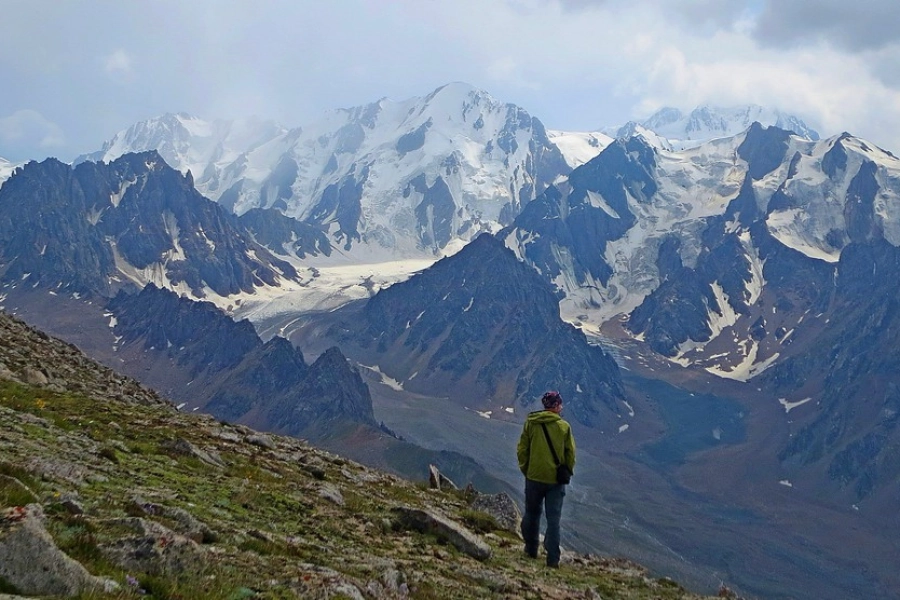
[80,83,570,260]
[603,105,819,149]
[505,124,900,381]
[500,122,900,511]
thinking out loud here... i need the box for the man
[516,390,576,568]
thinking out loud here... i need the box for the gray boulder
[427,464,458,491]
[0,504,118,596]
[100,516,204,575]
[159,437,226,468]
[245,433,276,449]
[130,497,216,543]
[390,506,492,561]
[469,489,522,536]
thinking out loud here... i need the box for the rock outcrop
[390,506,493,561]
[0,504,118,596]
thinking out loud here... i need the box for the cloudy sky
[2,0,899,162]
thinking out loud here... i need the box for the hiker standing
[516,390,576,568]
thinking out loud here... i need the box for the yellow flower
[35,398,46,410]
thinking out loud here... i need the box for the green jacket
[517,410,576,485]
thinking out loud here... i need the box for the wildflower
[35,398,46,410]
[3,506,28,522]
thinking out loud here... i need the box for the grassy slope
[0,378,718,600]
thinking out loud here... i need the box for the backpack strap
[540,423,562,467]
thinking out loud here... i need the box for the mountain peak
[428,80,483,99]
[605,104,819,150]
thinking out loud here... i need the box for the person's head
[541,391,563,413]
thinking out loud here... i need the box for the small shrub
[98,446,119,464]
[128,440,159,455]
[138,574,176,600]
[460,509,499,534]
[0,466,38,507]
[55,524,103,565]
[238,537,279,556]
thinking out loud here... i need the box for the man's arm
[564,426,576,474]
[516,423,530,475]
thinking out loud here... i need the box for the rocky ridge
[0,152,310,301]
[0,310,722,599]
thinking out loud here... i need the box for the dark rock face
[108,283,259,375]
[321,233,624,427]
[628,267,715,357]
[769,240,900,500]
[0,152,298,298]
[508,137,653,290]
[258,155,299,212]
[737,122,792,181]
[627,171,835,357]
[107,285,375,436]
[204,336,309,422]
[0,158,119,295]
[307,165,368,250]
[277,347,376,433]
[236,207,331,259]
[396,119,432,155]
[822,134,850,179]
[843,161,882,243]
[412,175,456,251]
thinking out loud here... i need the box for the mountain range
[74,83,571,261]
[2,82,899,599]
[602,105,820,150]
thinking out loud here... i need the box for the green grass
[0,462,40,506]
[460,508,501,534]
[0,374,718,600]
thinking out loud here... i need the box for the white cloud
[2,0,900,160]
[0,109,65,149]
[104,50,133,75]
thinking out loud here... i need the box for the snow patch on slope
[0,157,17,188]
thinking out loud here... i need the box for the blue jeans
[521,478,566,566]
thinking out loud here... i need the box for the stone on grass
[100,517,204,576]
[159,437,226,468]
[131,497,216,543]
[391,506,492,561]
[427,464,458,491]
[0,504,118,596]
[318,483,345,506]
[469,490,522,536]
[245,433,276,450]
